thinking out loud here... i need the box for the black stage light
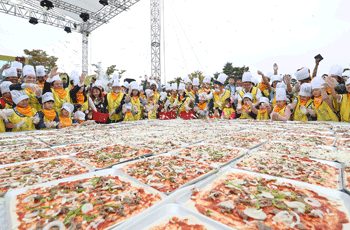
[29,17,38,25]
[64,27,72,33]
[99,0,108,6]
[40,0,54,10]
[80,13,90,22]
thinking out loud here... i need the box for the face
[61,109,69,117]
[243,97,251,105]
[37,76,45,82]
[166,90,171,96]
[276,100,286,107]
[272,81,279,88]
[203,82,210,89]
[17,69,22,78]
[77,107,83,112]
[2,92,11,99]
[299,79,310,85]
[300,95,311,102]
[225,100,231,107]
[24,75,36,84]
[199,99,205,104]
[214,83,223,91]
[185,83,191,90]
[322,74,328,80]
[92,79,96,83]
[330,74,340,83]
[92,88,100,97]
[312,88,321,97]
[236,79,242,87]
[112,86,121,93]
[17,98,29,108]
[171,90,177,96]
[44,101,54,110]
[178,90,184,95]
[259,103,266,110]
[242,82,252,92]
[151,84,157,91]
[193,85,199,92]
[7,76,18,84]
[228,78,235,85]
[132,89,138,96]
[62,79,67,83]
[52,80,63,89]
[214,110,220,117]
[140,90,144,95]
[346,84,350,93]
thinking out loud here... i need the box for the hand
[286,104,293,110]
[1,109,13,117]
[273,63,278,71]
[0,111,7,120]
[144,75,148,80]
[44,122,52,128]
[30,117,40,124]
[300,106,308,115]
[133,106,138,113]
[73,123,80,126]
[295,82,300,91]
[14,120,26,129]
[325,76,338,88]
[283,75,291,84]
[154,104,159,110]
[122,105,127,114]
[0,64,10,72]
[50,121,58,127]
[247,101,253,107]
[307,108,316,116]
[49,67,60,78]
[26,83,40,92]
[109,110,116,117]
[34,88,42,97]
[257,70,263,76]
[315,58,320,65]
[79,72,87,84]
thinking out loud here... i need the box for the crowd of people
[0,58,349,133]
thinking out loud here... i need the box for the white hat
[130,81,139,90]
[160,92,167,100]
[112,73,119,82]
[4,67,17,78]
[243,93,253,101]
[122,81,129,88]
[178,83,186,90]
[193,78,199,86]
[61,103,74,115]
[150,80,157,86]
[276,82,286,89]
[112,79,120,87]
[146,89,153,97]
[198,92,207,100]
[183,76,192,84]
[242,72,252,83]
[329,65,343,77]
[139,86,144,91]
[171,83,177,90]
[52,75,61,82]
[12,61,22,70]
[23,65,35,76]
[294,68,310,81]
[124,102,132,110]
[275,88,287,101]
[311,76,325,90]
[343,70,350,78]
[42,92,54,103]
[11,90,29,104]
[299,83,312,97]
[259,97,269,104]
[165,83,171,91]
[266,72,273,79]
[203,75,211,84]
[346,78,350,86]
[70,71,80,86]
[36,66,45,77]
[0,81,12,94]
[216,73,227,85]
[94,80,103,87]
[252,77,259,86]
[75,111,85,121]
[271,75,282,83]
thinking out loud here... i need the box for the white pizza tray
[0,142,50,154]
[273,135,338,147]
[4,168,172,230]
[112,152,220,195]
[335,138,350,151]
[175,167,350,230]
[342,163,350,195]
[37,135,100,147]
[50,141,105,155]
[0,148,58,166]
[115,203,234,230]
[0,137,37,146]
[231,151,344,190]
[202,137,268,151]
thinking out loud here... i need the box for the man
[213,73,231,110]
[103,75,126,123]
[62,78,68,89]
[36,66,46,89]
[237,72,262,107]
[12,61,23,80]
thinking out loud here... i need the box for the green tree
[223,62,234,77]
[23,49,58,73]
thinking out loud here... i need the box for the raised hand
[273,63,278,71]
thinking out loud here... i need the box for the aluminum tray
[4,168,170,230]
[343,163,350,194]
[113,152,220,195]
[124,138,188,155]
[115,204,233,230]
[231,151,344,190]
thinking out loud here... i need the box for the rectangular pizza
[38,135,95,146]
[186,171,350,230]
[0,137,37,146]
[235,152,340,189]
[0,142,50,153]
[144,215,216,230]
[0,158,90,194]
[230,131,278,139]
[74,144,152,169]
[118,155,216,193]
[126,139,183,155]
[52,142,111,155]
[173,145,246,166]
[0,149,58,165]
[208,137,265,149]
[274,134,335,146]
[344,165,350,192]
[8,175,162,230]
[335,138,350,150]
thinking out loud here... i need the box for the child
[288,83,315,121]
[270,88,291,121]
[225,76,236,97]
[0,110,8,133]
[34,92,59,129]
[310,77,338,121]
[125,82,146,121]
[122,102,136,121]
[237,93,256,119]
[194,92,210,119]
[74,110,95,125]
[0,81,15,109]
[58,103,76,128]
[177,83,192,114]
[248,97,271,120]
[328,78,350,122]
[6,90,39,132]
[211,107,222,119]
[145,90,159,119]
[222,98,236,119]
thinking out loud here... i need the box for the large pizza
[9,175,162,230]
[186,172,350,230]
[52,142,110,155]
[274,134,335,146]
[208,137,265,149]
[235,152,340,189]
[335,139,350,150]
[0,142,50,154]
[0,150,58,165]
[146,215,215,230]
[344,165,350,191]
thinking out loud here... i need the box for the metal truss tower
[150,0,161,80]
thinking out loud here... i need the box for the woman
[89,85,105,112]
[125,81,146,121]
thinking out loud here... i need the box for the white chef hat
[70,71,80,86]
[36,66,45,77]
[343,70,350,78]
[243,93,253,101]
[266,72,273,79]
[139,86,144,91]
[94,80,103,87]
[294,68,310,81]
[165,83,171,91]
[193,78,199,86]
[12,61,22,70]
[203,75,211,84]
[23,65,36,76]
[252,77,259,86]
[112,79,120,87]
[198,92,207,100]
[171,83,177,90]
[178,83,186,90]
[183,76,192,84]
[42,92,54,103]
[275,88,287,101]
[242,72,252,83]
[259,97,270,104]
[112,73,119,82]
[4,67,17,78]
[11,90,29,104]
[75,111,85,121]
[271,75,282,83]
[130,81,139,90]
[150,80,157,86]
[299,83,312,97]
[124,102,132,110]
[0,81,12,94]
[311,76,325,90]
[52,75,61,83]
[346,78,350,86]
[216,73,227,85]
[61,103,74,115]
[329,65,343,77]
[146,89,153,97]
[122,81,129,88]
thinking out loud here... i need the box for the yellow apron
[0,119,5,133]
[42,112,57,130]
[52,88,71,116]
[238,87,259,103]
[146,98,158,119]
[25,88,42,112]
[178,97,191,113]
[274,106,287,121]
[214,90,231,110]
[131,96,141,121]
[311,101,338,122]
[257,110,270,120]
[258,83,270,98]
[293,97,313,122]
[72,99,89,112]
[123,113,134,121]
[340,94,350,122]
[9,107,37,132]
[240,109,253,119]
[223,108,235,119]
[186,90,195,99]
[107,92,125,121]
